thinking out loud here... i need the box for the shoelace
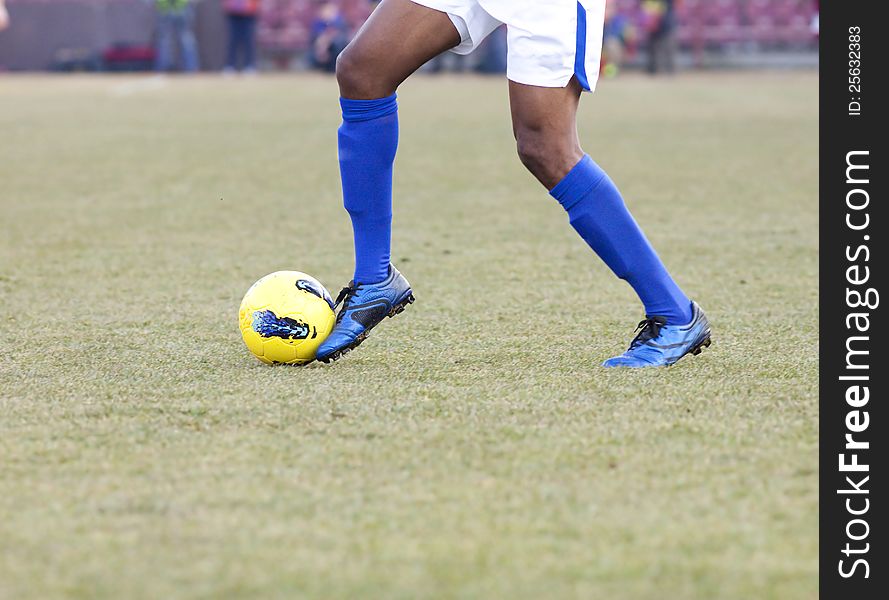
[333,282,363,321]
[629,316,668,349]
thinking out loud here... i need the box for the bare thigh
[337,0,462,99]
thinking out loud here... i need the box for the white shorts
[411,0,606,91]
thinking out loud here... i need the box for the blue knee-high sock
[338,94,399,284]
[550,155,692,325]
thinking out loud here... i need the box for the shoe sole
[316,292,415,364]
[669,332,712,365]
[604,333,712,368]
[689,336,712,356]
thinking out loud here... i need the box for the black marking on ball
[252,310,316,340]
[296,279,335,310]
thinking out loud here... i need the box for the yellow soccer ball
[239,271,336,365]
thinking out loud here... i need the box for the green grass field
[0,73,817,599]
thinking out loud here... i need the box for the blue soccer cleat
[316,264,414,363]
[602,301,712,368]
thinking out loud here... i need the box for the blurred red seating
[610,0,817,49]
[258,0,373,56]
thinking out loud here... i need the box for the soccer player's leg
[317,0,463,363]
[508,79,710,367]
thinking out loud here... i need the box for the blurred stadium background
[0,0,819,74]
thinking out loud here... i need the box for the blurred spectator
[424,50,467,74]
[602,1,637,77]
[474,25,506,74]
[309,1,349,72]
[0,0,9,32]
[224,0,260,73]
[641,0,678,74]
[154,0,200,73]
